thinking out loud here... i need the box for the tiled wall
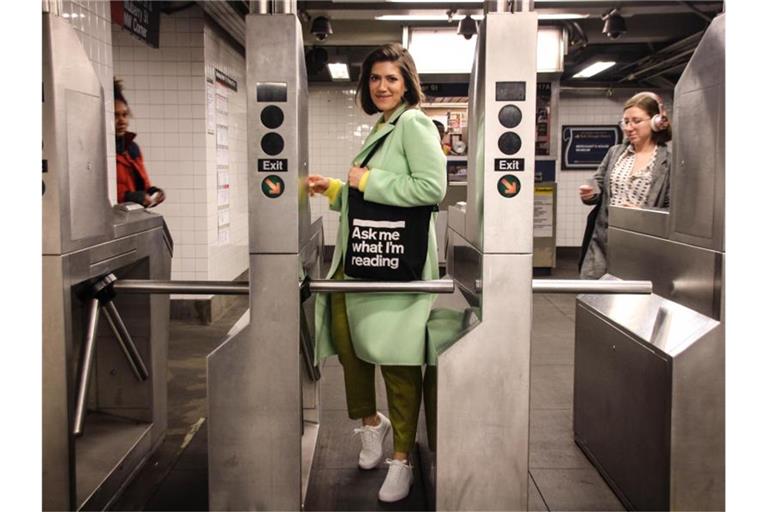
[555,91,673,246]
[55,0,117,203]
[112,6,207,281]
[308,85,377,246]
[203,25,248,281]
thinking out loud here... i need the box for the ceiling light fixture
[573,61,616,78]
[328,62,350,81]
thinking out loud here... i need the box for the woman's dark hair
[356,43,424,115]
[114,78,128,105]
[623,92,672,144]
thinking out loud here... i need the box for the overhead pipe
[615,30,703,77]
[620,48,695,82]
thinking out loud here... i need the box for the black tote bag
[344,115,437,281]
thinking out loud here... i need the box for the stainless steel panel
[609,205,669,239]
[577,280,719,357]
[573,304,671,511]
[42,255,76,511]
[575,289,723,510]
[208,254,302,510]
[482,13,537,254]
[670,14,724,252]
[66,89,109,242]
[608,228,722,320]
[42,13,111,256]
[447,229,482,308]
[465,22,485,251]
[669,323,724,511]
[246,14,308,254]
[436,254,531,510]
[43,216,170,511]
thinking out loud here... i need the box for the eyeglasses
[619,117,650,129]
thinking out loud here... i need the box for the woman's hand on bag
[347,167,367,189]
[578,185,596,201]
[306,175,330,197]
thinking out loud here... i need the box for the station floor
[111,251,625,511]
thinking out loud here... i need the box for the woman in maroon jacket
[114,79,165,206]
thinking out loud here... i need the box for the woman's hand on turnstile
[307,175,330,197]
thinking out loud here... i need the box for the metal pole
[309,279,455,294]
[114,280,250,295]
[531,279,652,294]
[73,298,100,437]
[102,302,149,381]
[114,279,456,295]
[104,301,149,380]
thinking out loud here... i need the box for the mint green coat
[314,103,447,365]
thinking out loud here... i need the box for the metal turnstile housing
[573,13,725,511]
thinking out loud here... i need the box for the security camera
[601,11,626,40]
[457,15,477,40]
[311,16,333,41]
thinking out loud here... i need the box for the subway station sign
[111,1,161,48]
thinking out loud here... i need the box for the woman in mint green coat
[307,43,446,503]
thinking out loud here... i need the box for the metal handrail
[114,278,650,295]
[532,279,652,294]
[114,279,456,295]
[308,279,455,294]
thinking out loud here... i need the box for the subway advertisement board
[561,125,621,170]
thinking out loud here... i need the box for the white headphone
[642,91,669,132]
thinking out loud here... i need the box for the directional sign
[258,159,287,172]
[497,174,521,198]
[261,175,285,198]
[495,158,524,172]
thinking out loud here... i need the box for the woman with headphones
[578,92,672,279]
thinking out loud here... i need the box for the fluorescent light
[328,62,350,81]
[538,13,589,20]
[573,61,616,78]
[387,1,482,3]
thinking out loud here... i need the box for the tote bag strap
[359,110,407,168]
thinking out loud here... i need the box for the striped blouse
[609,145,658,207]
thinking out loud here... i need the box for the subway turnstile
[42,11,172,511]
[573,14,725,511]
[416,11,538,510]
[206,9,320,510]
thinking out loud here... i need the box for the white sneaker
[378,458,414,502]
[353,412,391,470]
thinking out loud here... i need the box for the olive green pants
[330,286,423,454]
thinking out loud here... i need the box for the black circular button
[498,105,522,128]
[261,132,284,156]
[260,106,284,129]
[498,132,522,155]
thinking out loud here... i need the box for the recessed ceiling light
[573,61,616,78]
[328,62,350,81]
